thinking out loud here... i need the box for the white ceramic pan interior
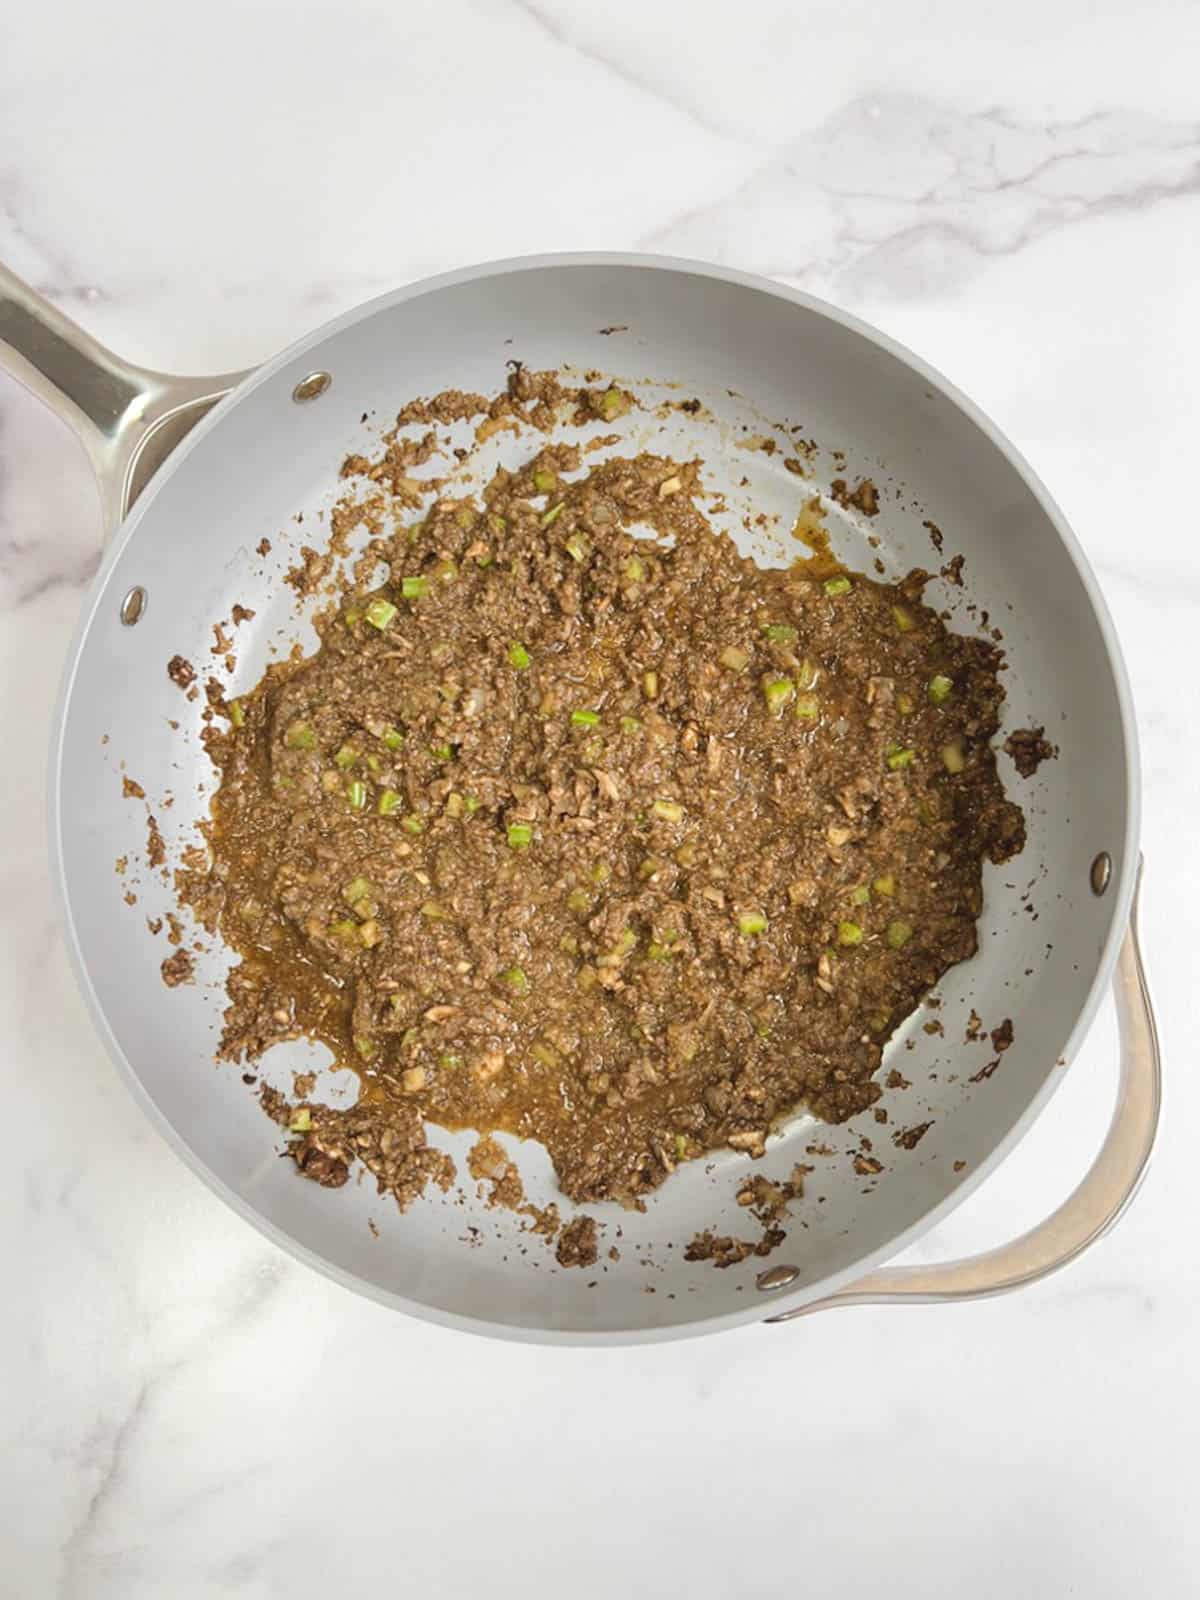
[23,255,1155,1342]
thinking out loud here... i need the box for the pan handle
[0,261,248,534]
[767,861,1160,1321]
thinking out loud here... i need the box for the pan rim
[47,250,1141,1344]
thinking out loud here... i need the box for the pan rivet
[757,1264,800,1292]
[120,586,147,626]
[292,371,332,403]
[1090,851,1112,896]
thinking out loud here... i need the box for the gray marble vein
[506,0,744,140]
[648,97,1200,299]
[56,1257,290,1597]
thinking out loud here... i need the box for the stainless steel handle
[0,261,249,534]
[769,863,1160,1321]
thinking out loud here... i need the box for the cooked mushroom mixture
[188,425,1023,1208]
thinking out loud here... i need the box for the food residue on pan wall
[830,477,880,517]
[1005,727,1057,777]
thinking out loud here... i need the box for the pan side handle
[767,862,1160,1321]
[0,261,248,535]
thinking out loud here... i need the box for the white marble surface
[2,1,1198,1593]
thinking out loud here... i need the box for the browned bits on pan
[285,546,332,596]
[397,387,490,426]
[685,1227,786,1268]
[892,1121,934,1150]
[830,477,879,516]
[736,1166,809,1225]
[991,1018,1014,1053]
[146,815,166,869]
[1004,727,1057,778]
[122,776,145,799]
[160,948,194,987]
[292,1140,350,1188]
[555,1214,600,1268]
[467,1135,526,1212]
[167,654,195,690]
[685,1231,755,1268]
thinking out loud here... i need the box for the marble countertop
[3,2,1198,1594]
